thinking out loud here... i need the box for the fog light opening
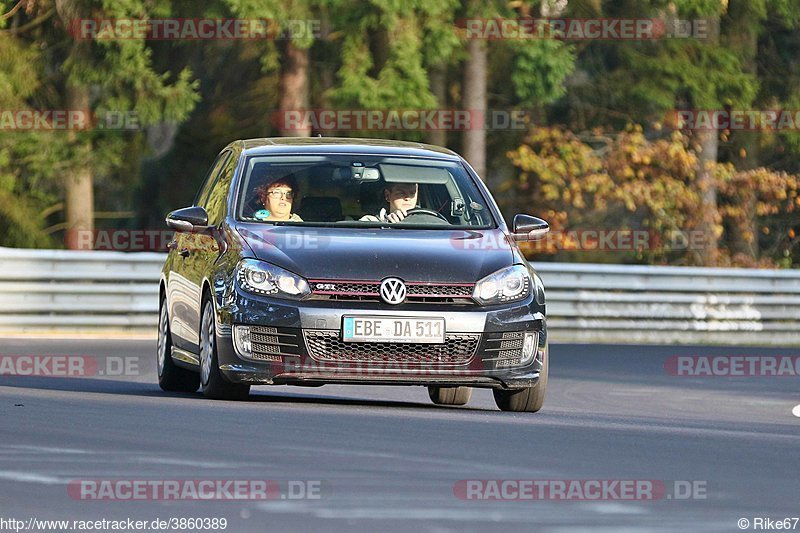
[233,325,252,358]
[520,332,537,365]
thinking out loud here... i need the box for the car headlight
[472,264,531,305]
[236,259,310,300]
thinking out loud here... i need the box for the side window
[194,150,232,207]
[204,153,238,226]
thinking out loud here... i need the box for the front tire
[199,299,250,400]
[157,297,199,393]
[428,386,472,406]
[493,346,548,413]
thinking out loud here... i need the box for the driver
[360,182,418,223]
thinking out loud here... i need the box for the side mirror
[512,214,549,241]
[166,206,209,232]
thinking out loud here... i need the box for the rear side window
[194,150,232,207]
[204,152,238,226]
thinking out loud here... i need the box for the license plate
[342,316,445,343]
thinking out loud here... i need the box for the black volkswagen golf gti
[158,138,550,412]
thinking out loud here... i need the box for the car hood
[235,224,515,283]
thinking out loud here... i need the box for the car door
[181,150,239,351]
[168,149,232,352]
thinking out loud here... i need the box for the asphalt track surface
[0,338,798,532]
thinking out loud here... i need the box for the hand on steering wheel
[386,209,408,223]
[403,208,449,222]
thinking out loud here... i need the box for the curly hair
[254,175,299,205]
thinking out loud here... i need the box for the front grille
[308,280,475,304]
[303,330,480,365]
[248,326,301,361]
[405,284,473,297]
[310,281,378,295]
[482,331,536,368]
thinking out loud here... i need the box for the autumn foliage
[507,126,799,267]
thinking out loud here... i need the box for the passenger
[360,182,418,223]
[254,177,303,222]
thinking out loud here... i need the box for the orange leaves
[505,125,800,266]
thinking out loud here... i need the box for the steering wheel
[403,208,449,223]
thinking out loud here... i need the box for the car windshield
[236,155,495,228]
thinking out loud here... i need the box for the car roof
[234,137,462,160]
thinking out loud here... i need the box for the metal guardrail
[538,263,800,345]
[1,247,798,345]
[0,248,162,331]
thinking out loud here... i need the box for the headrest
[297,196,343,222]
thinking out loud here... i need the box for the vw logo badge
[380,278,407,305]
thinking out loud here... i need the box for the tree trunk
[55,0,94,250]
[462,38,487,178]
[693,14,722,266]
[695,129,719,265]
[63,83,94,250]
[279,41,311,137]
[427,63,447,147]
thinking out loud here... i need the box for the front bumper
[214,288,547,390]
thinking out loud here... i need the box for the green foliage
[418,0,461,67]
[624,41,758,110]
[0,132,64,248]
[672,0,728,18]
[0,189,56,248]
[0,0,797,267]
[0,36,40,105]
[512,39,576,106]
[330,1,448,110]
[769,0,800,26]
[225,0,313,74]
[0,0,199,248]
[69,0,200,125]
